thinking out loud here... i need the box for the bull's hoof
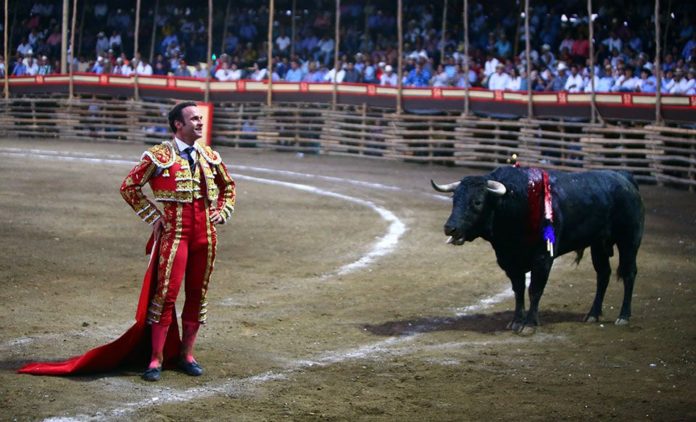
[585,315,599,323]
[518,325,537,336]
[614,318,630,326]
[507,321,524,333]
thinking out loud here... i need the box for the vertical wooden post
[290,0,297,58]
[220,0,231,55]
[440,0,448,65]
[267,0,275,107]
[397,0,403,115]
[69,0,78,99]
[133,0,141,101]
[149,0,159,63]
[332,0,341,110]
[463,0,470,116]
[3,0,9,99]
[525,0,532,119]
[77,2,85,58]
[588,0,597,124]
[655,0,662,125]
[60,0,69,73]
[205,0,213,103]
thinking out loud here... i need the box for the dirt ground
[1,137,695,421]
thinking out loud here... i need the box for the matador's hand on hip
[209,210,224,225]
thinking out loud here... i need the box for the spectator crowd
[3,0,696,95]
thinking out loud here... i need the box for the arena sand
[1,138,695,421]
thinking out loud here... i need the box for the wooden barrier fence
[1,95,695,190]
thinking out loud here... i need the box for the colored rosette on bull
[543,223,555,257]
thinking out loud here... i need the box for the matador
[121,101,236,381]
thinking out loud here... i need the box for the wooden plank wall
[1,96,694,190]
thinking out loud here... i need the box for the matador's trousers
[147,198,217,326]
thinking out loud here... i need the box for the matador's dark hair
[168,101,198,133]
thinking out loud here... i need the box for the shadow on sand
[363,310,585,336]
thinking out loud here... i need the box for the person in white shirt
[564,64,584,92]
[487,63,510,90]
[323,61,346,83]
[136,58,153,76]
[228,62,243,81]
[275,34,291,56]
[483,54,500,77]
[669,68,692,95]
[25,57,39,76]
[109,30,122,51]
[505,67,522,91]
[612,67,639,92]
[249,62,268,81]
[379,65,398,86]
[215,62,233,81]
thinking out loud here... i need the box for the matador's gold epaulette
[141,141,176,168]
[197,144,222,165]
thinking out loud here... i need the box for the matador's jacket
[121,140,236,326]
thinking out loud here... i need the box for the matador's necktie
[183,146,195,170]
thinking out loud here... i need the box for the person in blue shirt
[636,67,657,93]
[284,60,304,82]
[404,62,431,87]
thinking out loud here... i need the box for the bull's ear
[486,180,507,196]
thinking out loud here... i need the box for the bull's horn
[431,180,460,193]
[486,180,507,195]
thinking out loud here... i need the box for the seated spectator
[552,62,569,91]
[112,57,133,76]
[431,64,450,87]
[136,58,153,76]
[685,68,696,94]
[215,61,234,81]
[193,63,208,79]
[636,67,657,93]
[25,57,39,76]
[505,67,522,91]
[563,64,584,92]
[90,56,105,74]
[363,59,378,84]
[316,36,335,66]
[323,61,346,83]
[404,62,431,87]
[17,38,32,57]
[379,65,398,86]
[585,64,615,92]
[37,56,52,75]
[228,62,243,81]
[173,59,192,77]
[660,69,675,93]
[343,61,362,83]
[0,55,5,77]
[487,63,510,90]
[12,56,28,76]
[612,66,639,92]
[248,62,268,81]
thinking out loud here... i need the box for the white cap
[557,62,568,71]
[385,65,393,72]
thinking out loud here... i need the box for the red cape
[18,236,181,376]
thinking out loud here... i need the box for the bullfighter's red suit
[18,140,235,376]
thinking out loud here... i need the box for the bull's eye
[473,200,483,208]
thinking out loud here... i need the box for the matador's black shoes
[142,366,162,382]
[178,360,204,376]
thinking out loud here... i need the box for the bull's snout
[444,223,458,236]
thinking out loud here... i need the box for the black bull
[432,166,644,334]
